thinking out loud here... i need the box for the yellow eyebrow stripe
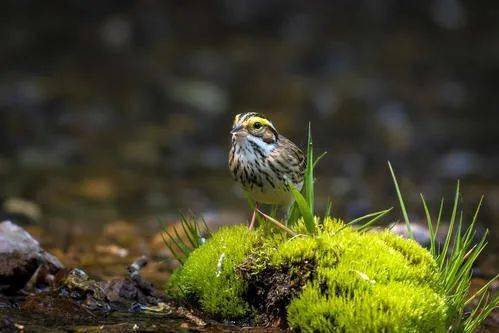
[245,116,272,127]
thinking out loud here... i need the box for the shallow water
[0,309,248,332]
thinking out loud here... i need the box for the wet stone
[54,268,111,312]
[101,278,158,311]
[0,221,63,294]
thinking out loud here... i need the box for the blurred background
[0,1,497,279]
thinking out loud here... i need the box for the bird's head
[230,112,279,144]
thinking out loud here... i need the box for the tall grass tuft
[388,161,498,332]
[160,213,211,265]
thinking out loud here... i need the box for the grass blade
[388,161,413,239]
[304,123,314,214]
[290,184,316,234]
[336,208,392,234]
[256,209,298,236]
[357,208,393,232]
[465,273,499,306]
[440,181,460,270]
[325,199,333,218]
[313,151,327,169]
[347,208,393,227]
[159,224,186,265]
[420,194,436,256]
[435,197,444,253]
[287,202,301,227]
[200,216,212,238]
[179,214,198,248]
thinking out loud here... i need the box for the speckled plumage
[228,112,305,206]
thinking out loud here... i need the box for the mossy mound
[167,225,259,318]
[167,218,450,332]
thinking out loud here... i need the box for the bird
[228,112,305,228]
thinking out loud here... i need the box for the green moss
[283,218,447,332]
[271,235,318,264]
[166,225,259,319]
[167,218,450,331]
[288,282,447,333]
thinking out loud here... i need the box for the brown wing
[271,135,305,185]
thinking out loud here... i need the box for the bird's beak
[230,125,244,134]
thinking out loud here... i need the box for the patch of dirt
[237,256,316,328]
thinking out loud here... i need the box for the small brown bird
[228,112,305,227]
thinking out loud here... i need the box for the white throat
[243,135,276,155]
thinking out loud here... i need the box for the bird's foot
[249,207,257,229]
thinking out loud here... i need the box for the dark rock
[54,268,110,312]
[43,258,165,314]
[0,221,63,294]
[100,256,164,310]
[102,278,154,310]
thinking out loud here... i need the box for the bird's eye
[253,122,262,129]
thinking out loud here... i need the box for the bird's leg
[284,203,293,227]
[249,204,258,229]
